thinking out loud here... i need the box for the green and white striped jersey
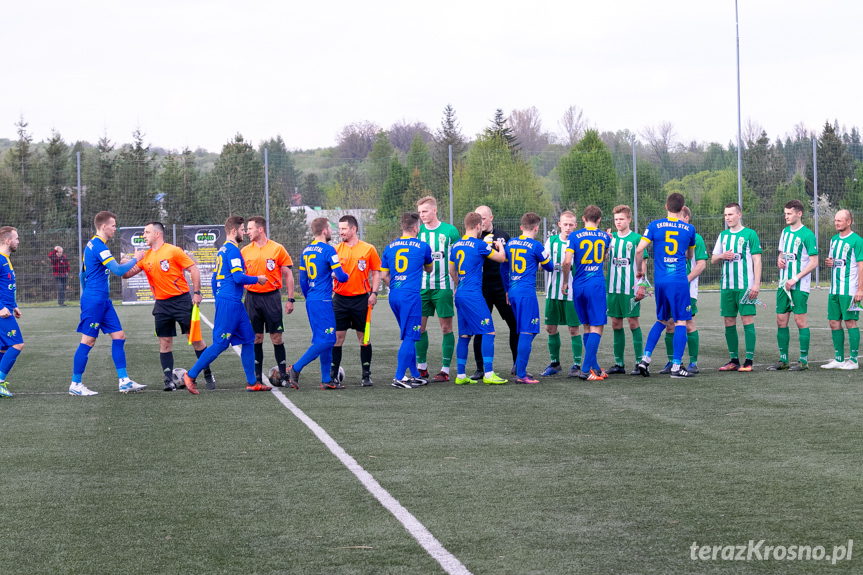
[779,225,818,293]
[419,221,461,290]
[711,227,762,291]
[544,234,574,301]
[607,231,647,295]
[828,231,863,296]
[689,233,709,299]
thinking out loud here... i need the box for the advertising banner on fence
[119,225,225,304]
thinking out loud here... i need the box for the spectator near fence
[48,246,70,306]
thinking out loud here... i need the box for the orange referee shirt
[242,239,293,293]
[334,240,381,296]
[138,243,195,300]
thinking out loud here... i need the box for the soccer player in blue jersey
[449,212,508,385]
[502,212,554,384]
[183,216,268,394]
[0,227,23,397]
[288,217,349,390]
[70,211,147,396]
[381,213,434,389]
[634,192,697,378]
[562,206,611,381]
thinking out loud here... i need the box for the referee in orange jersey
[242,216,295,386]
[332,215,381,386]
[123,222,214,391]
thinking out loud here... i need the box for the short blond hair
[612,205,632,219]
[417,196,437,209]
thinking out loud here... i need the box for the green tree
[114,128,159,224]
[259,135,301,204]
[207,133,265,220]
[807,121,853,205]
[81,133,116,228]
[44,129,74,227]
[663,168,756,216]
[743,130,787,210]
[367,131,394,194]
[301,172,325,209]
[841,161,863,212]
[379,157,410,220]
[486,108,518,152]
[620,159,664,220]
[558,129,617,216]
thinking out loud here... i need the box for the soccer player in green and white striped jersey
[416,196,462,382]
[822,209,863,370]
[605,205,647,375]
[768,199,819,371]
[711,202,762,372]
[540,211,584,377]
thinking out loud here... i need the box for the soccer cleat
[409,376,428,387]
[333,382,345,389]
[719,361,740,371]
[455,376,475,385]
[766,361,789,371]
[246,382,272,392]
[599,369,608,379]
[69,382,98,396]
[392,378,415,389]
[659,362,673,375]
[606,365,626,375]
[288,366,300,390]
[418,368,430,379]
[163,381,177,392]
[119,379,147,394]
[789,362,808,371]
[204,369,216,390]
[821,359,845,369]
[840,359,859,370]
[567,364,582,378]
[737,363,753,372]
[0,382,12,397]
[586,370,604,381]
[183,373,199,395]
[321,381,336,390]
[430,371,449,383]
[686,363,699,374]
[515,375,539,384]
[670,366,696,379]
[361,376,374,387]
[469,369,484,381]
[483,372,507,385]
[541,363,562,377]
[636,359,651,377]
[629,368,642,376]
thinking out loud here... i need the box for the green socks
[799,327,810,364]
[832,329,845,362]
[613,328,625,366]
[777,327,790,363]
[631,326,644,363]
[850,328,860,361]
[572,334,583,366]
[665,331,674,362]
[743,323,756,360]
[687,330,699,364]
[442,332,455,368]
[416,330,429,364]
[548,332,561,364]
[725,325,739,360]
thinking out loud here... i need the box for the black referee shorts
[333,293,369,332]
[244,290,284,334]
[153,293,194,338]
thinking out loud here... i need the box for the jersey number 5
[664,231,679,255]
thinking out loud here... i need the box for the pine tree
[485,109,518,151]
[302,172,326,209]
[807,121,853,204]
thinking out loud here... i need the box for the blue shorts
[0,316,23,347]
[389,292,422,341]
[307,299,337,344]
[212,299,255,346]
[78,299,123,337]
[573,283,607,326]
[455,293,494,336]
[510,295,540,334]
[655,281,692,322]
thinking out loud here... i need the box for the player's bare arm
[561,251,572,295]
[856,260,863,302]
[186,263,203,305]
[282,265,295,314]
[448,261,459,289]
[368,269,381,308]
[748,254,763,299]
[488,241,506,263]
[634,238,649,279]
[123,264,143,279]
[777,251,787,269]
[785,255,818,291]
[380,269,390,287]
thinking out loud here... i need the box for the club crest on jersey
[842,244,851,259]
[737,236,745,252]
[358,259,367,271]
[267,259,276,271]
[794,237,802,252]
[160,259,170,272]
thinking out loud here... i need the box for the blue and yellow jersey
[81,236,116,301]
[212,240,259,302]
[299,241,349,302]
[643,218,696,284]
[0,253,16,309]
[566,227,611,287]
[449,235,493,297]
[381,237,432,293]
[504,236,552,298]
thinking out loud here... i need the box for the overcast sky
[2,0,860,153]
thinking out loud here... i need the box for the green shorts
[421,288,454,318]
[544,298,581,327]
[690,297,698,317]
[720,288,756,317]
[827,294,859,321]
[776,288,809,314]
[606,292,641,318]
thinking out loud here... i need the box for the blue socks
[240,344,256,384]
[188,339,229,379]
[481,333,495,373]
[0,347,21,380]
[72,343,92,383]
[582,332,602,373]
[456,336,470,376]
[295,342,332,374]
[516,333,535,378]
[673,325,687,365]
[644,322,667,359]
[111,339,128,379]
[395,338,418,380]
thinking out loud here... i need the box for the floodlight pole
[735,0,744,208]
[264,148,270,237]
[76,151,82,273]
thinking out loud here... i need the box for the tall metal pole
[448,145,454,225]
[264,148,270,236]
[76,152,82,273]
[813,137,819,287]
[632,139,638,233]
[735,0,744,207]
